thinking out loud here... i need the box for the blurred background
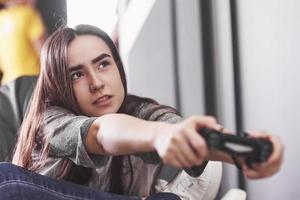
[2,0,300,199]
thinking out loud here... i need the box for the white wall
[237,0,300,199]
[67,0,118,35]
[119,0,206,112]
[119,0,177,107]
[174,0,206,116]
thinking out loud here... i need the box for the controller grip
[199,128,273,164]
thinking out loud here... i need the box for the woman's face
[67,34,125,117]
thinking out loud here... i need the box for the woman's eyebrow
[91,53,111,64]
[69,53,111,70]
[69,65,83,72]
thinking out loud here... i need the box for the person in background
[0,0,45,85]
[0,0,45,161]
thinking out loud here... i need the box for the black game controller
[199,128,273,166]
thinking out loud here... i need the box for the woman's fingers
[267,134,284,165]
[176,136,203,167]
[241,131,284,179]
[176,116,222,167]
[157,115,228,168]
[163,129,206,167]
[248,131,284,166]
[189,115,222,131]
[242,165,264,179]
[186,129,208,162]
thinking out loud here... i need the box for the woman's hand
[241,131,284,179]
[153,116,222,168]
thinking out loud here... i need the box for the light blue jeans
[0,162,180,200]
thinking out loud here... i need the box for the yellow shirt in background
[0,5,44,84]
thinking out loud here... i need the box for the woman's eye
[71,71,83,80]
[97,61,110,69]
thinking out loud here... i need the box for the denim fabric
[0,163,180,200]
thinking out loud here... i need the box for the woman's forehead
[67,34,112,66]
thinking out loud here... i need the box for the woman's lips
[93,95,112,106]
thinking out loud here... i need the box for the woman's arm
[85,114,222,168]
[85,113,284,179]
[85,113,168,155]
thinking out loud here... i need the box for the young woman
[8,24,283,199]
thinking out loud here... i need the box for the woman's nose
[89,73,104,93]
